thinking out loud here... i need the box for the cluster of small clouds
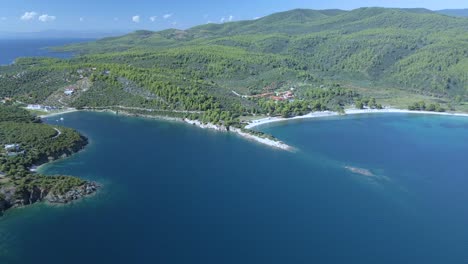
[20,11,56,22]
[131,13,173,23]
[132,15,141,23]
[220,15,234,23]
[20,11,37,21]
[38,14,56,22]
[16,11,176,24]
[12,11,251,26]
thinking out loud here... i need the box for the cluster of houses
[238,88,296,102]
[271,90,295,101]
[3,144,24,157]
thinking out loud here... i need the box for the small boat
[60,117,64,121]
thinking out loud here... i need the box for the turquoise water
[1,112,468,263]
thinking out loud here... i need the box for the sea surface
[1,112,468,263]
[0,39,91,65]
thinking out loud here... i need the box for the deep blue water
[1,112,468,263]
[0,39,91,65]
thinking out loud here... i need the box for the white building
[64,90,74,96]
[26,104,42,110]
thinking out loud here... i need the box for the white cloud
[79,17,84,22]
[163,13,172,19]
[150,16,157,22]
[228,15,234,22]
[220,17,225,23]
[114,17,119,21]
[0,17,7,21]
[20,11,38,21]
[38,14,56,22]
[171,21,177,26]
[253,16,261,20]
[132,15,140,23]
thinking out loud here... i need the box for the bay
[1,112,468,263]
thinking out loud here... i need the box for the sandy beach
[245,108,468,129]
[39,108,80,118]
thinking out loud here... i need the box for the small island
[0,104,99,215]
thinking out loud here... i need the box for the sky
[0,0,466,32]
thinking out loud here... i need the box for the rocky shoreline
[0,181,100,213]
[44,181,100,204]
[75,108,294,151]
[229,127,292,151]
[183,119,293,151]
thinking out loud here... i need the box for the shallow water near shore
[1,111,468,263]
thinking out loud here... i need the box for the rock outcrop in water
[0,181,100,214]
[344,166,374,177]
[45,182,99,203]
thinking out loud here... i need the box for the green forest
[0,7,467,126]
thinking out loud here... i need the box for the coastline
[158,118,293,151]
[39,106,468,152]
[0,132,99,214]
[245,108,468,129]
[38,108,80,118]
[230,127,293,151]
[42,108,295,151]
[182,119,292,151]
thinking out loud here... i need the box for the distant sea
[1,112,468,263]
[0,38,92,65]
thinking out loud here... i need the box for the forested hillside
[1,7,467,123]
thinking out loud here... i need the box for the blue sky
[0,0,466,32]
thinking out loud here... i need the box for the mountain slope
[2,7,467,120]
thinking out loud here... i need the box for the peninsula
[0,104,99,215]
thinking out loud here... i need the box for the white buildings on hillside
[25,105,58,112]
